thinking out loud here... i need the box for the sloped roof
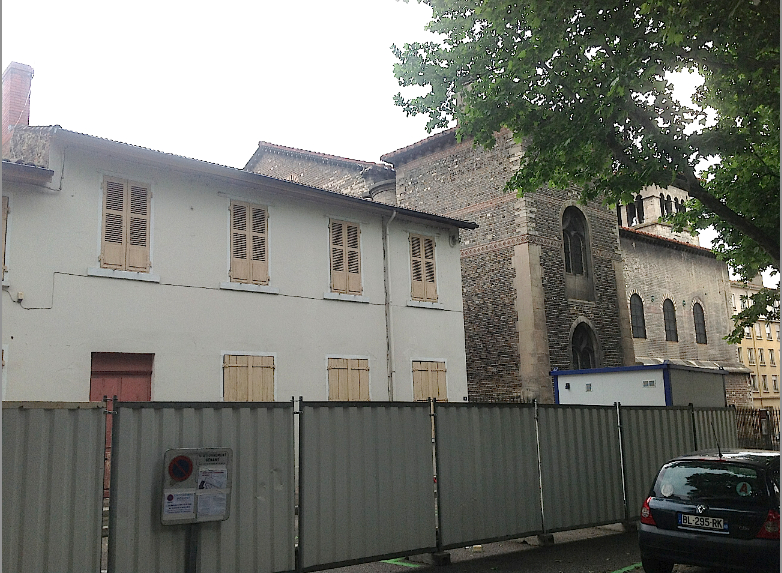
[380,127,459,166]
[245,140,394,174]
[619,226,714,257]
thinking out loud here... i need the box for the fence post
[615,402,629,522]
[689,403,698,451]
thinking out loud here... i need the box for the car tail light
[640,497,656,526]
[756,509,780,539]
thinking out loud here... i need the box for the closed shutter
[126,182,151,272]
[101,177,127,269]
[223,354,274,401]
[330,220,361,294]
[101,177,150,271]
[328,358,369,400]
[2,195,8,274]
[231,201,269,285]
[410,234,437,302]
[413,361,447,401]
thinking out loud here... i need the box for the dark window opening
[663,298,678,341]
[563,207,587,276]
[572,322,598,369]
[630,293,647,338]
[693,302,707,344]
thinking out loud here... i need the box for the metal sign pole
[185,523,198,573]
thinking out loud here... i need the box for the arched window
[665,195,673,215]
[630,294,646,338]
[659,193,665,215]
[572,322,597,369]
[693,302,707,344]
[634,195,644,223]
[663,299,678,342]
[563,207,586,275]
[626,203,637,225]
[616,204,623,227]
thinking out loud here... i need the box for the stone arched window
[659,193,665,216]
[693,302,707,344]
[572,322,598,369]
[663,298,678,342]
[562,206,594,300]
[626,202,637,225]
[563,207,587,275]
[665,195,673,215]
[634,195,645,223]
[630,294,646,338]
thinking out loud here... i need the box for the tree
[392,0,779,342]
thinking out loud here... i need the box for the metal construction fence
[736,406,780,451]
[3,400,739,573]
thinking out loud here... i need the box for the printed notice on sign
[197,465,228,489]
[197,492,227,516]
[163,492,195,515]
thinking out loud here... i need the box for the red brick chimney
[2,62,34,152]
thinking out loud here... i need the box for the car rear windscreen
[654,461,767,503]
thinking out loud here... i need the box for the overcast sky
[2,0,437,168]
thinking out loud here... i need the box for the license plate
[678,513,727,532]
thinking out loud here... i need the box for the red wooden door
[90,353,153,497]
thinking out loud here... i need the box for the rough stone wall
[394,129,630,401]
[725,372,753,407]
[620,231,738,363]
[247,150,389,199]
[3,126,52,167]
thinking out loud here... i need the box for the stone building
[246,129,750,406]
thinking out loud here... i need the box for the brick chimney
[2,62,34,152]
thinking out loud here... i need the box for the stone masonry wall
[393,129,630,401]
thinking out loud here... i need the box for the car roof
[670,449,780,470]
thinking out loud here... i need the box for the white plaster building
[1,67,475,404]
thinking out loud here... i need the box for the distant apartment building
[731,277,781,409]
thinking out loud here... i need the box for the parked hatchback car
[638,449,779,573]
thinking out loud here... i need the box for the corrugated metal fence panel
[2,403,105,573]
[435,403,542,548]
[620,406,695,519]
[694,407,738,450]
[537,405,624,532]
[299,402,436,571]
[108,403,295,573]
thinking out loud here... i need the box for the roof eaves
[2,159,55,184]
[248,141,394,172]
[381,127,459,166]
[619,226,714,257]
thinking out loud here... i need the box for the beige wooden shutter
[223,354,249,401]
[328,357,348,400]
[250,206,269,285]
[2,196,8,274]
[248,355,274,401]
[126,182,151,272]
[413,361,447,401]
[330,220,347,293]
[423,237,437,301]
[230,201,250,283]
[410,235,425,300]
[346,223,362,294]
[348,359,369,401]
[224,355,274,401]
[101,177,127,269]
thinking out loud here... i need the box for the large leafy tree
[392,0,779,342]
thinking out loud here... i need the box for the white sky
[2,0,437,168]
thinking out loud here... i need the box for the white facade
[2,128,473,403]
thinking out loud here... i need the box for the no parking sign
[161,448,233,525]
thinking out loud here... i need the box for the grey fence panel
[299,402,436,571]
[620,406,695,519]
[435,403,543,548]
[108,403,295,573]
[694,407,738,450]
[2,402,105,573]
[537,405,625,532]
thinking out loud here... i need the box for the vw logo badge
[696,505,707,514]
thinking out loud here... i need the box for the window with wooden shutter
[412,361,447,401]
[330,219,361,294]
[410,234,437,302]
[100,176,151,272]
[327,358,369,401]
[223,354,275,401]
[2,196,8,276]
[230,201,269,285]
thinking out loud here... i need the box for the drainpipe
[383,210,398,400]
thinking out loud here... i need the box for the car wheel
[641,558,673,573]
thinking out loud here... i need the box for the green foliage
[393,0,779,342]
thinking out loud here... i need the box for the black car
[638,449,779,573]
